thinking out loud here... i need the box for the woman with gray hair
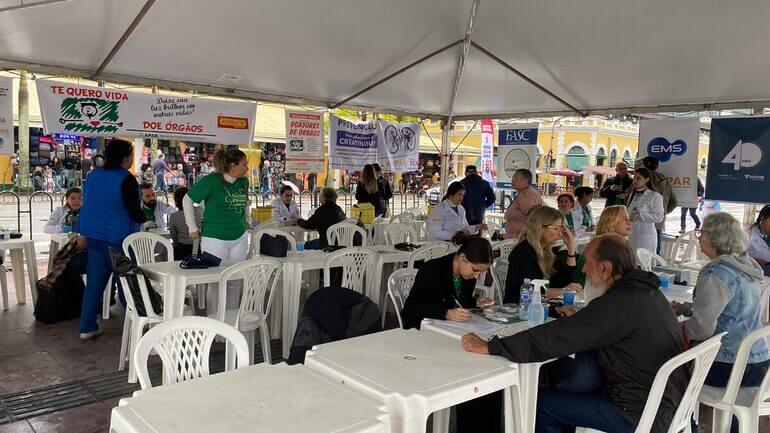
[672,212,769,420]
[297,187,346,249]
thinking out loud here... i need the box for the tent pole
[441,0,480,196]
[91,0,157,79]
[470,41,586,117]
[329,39,463,110]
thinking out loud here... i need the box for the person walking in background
[78,139,146,340]
[372,163,393,218]
[504,168,542,240]
[168,186,202,259]
[355,164,385,217]
[640,156,676,253]
[680,177,704,233]
[626,167,664,254]
[153,153,172,193]
[599,161,632,207]
[461,165,495,226]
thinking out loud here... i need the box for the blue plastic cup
[658,274,670,289]
[542,303,550,318]
[296,242,305,252]
[563,290,575,306]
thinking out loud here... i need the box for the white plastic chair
[679,230,708,264]
[491,258,508,304]
[494,238,518,260]
[123,232,174,266]
[327,222,369,247]
[0,264,7,311]
[249,228,297,258]
[760,278,770,324]
[580,333,724,433]
[322,247,380,298]
[699,326,770,433]
[383,223,418,246]
[369,215,387,244]
[636,248,667,271]
[385,268,418,328]
[659,236,680,263]
[215,258,281,365]
[117,273,164,383]
[256,219,282,230]
[407,241,451,269]
[133,316,250,390]
[390,212,415,224]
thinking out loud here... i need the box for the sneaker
[80,329,103,341]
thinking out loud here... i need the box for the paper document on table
[434,315,506,335]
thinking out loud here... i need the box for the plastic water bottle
[528,283,545,325]
[519,279,532,320]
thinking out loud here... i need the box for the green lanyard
[453,276,462,298]
[565,213,574,229]
[581,206,592,227]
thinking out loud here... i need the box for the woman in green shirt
[184,148,250,261]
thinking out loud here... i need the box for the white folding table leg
[9,249,25,304]
[0,264,8,311]
[25,242,38,304]
[431,408,450,433]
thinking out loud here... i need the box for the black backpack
[109,248,163,317]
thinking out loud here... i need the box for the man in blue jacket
[460,165,495,225]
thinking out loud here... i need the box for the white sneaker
[80,329,104,341]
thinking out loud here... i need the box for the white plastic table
[305,328,519,433]
[0,238,38,304]
[421,318,551,433]
[140,260,233,320]
[279,245,415,358]
[110,363,389,433]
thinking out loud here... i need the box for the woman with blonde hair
[355,164,385,216]
[569,205,633,301]
[503,206,580,304]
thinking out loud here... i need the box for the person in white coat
[626,167,664,254]
[747,204,770,276]
[429,182,487,242]
[271,185,300,225]
[44,187,83,234]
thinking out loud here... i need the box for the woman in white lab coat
[626,167,665,254]
[271,185,300,225]
[429,182,486,242]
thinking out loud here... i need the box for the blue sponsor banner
[706,117,770,204]
[496,123,538,189]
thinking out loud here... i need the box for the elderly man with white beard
[461,234,688,433]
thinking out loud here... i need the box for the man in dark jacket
[297,187,346,249]
[599,161,633,207]
[461,165,495,225]
[462,234,687,433]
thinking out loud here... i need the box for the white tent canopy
[1,0,770,120]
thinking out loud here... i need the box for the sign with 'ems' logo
[639,118,700,207]
[706,117,770,204]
